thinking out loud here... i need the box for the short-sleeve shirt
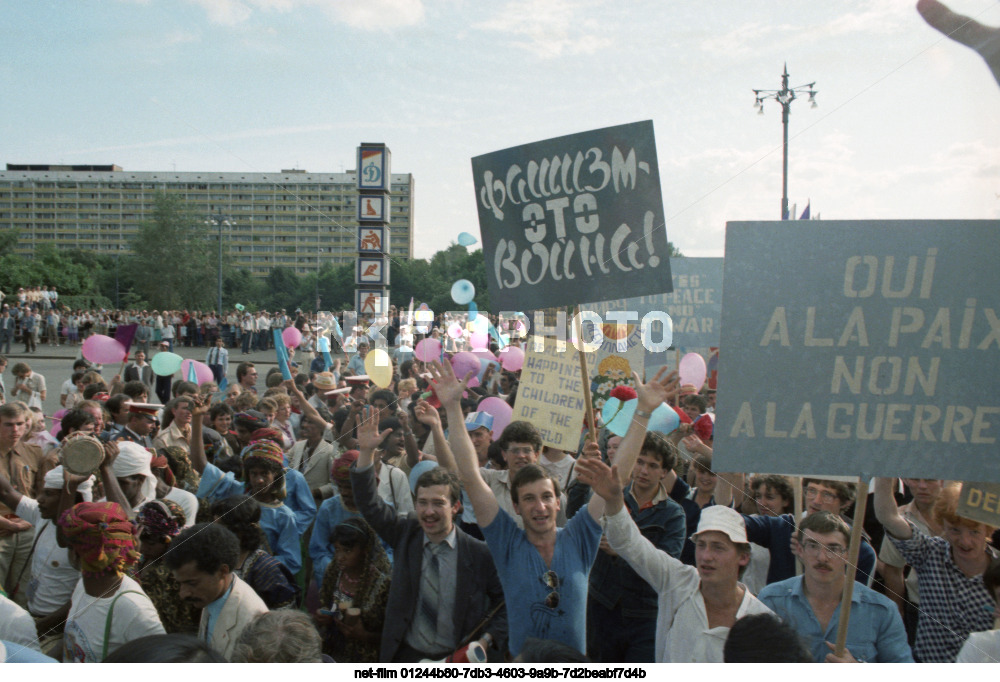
[16,497,79,617]
[63,576,165,662]
[480,507,601,657]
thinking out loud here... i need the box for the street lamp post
[206,209,233,315]
[753,64,817,220]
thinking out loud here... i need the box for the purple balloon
[478,397,513,441]
[82,334,127,364]
[499,345,525,371]
[282,326,302,348]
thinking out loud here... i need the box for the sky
[2,0,998,261]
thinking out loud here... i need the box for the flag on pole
[799,201,811,220]
[272,329,293,381]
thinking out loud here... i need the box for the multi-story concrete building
[0,163,414,276]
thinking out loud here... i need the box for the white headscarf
[111,442,157,509]
[43,465,94,502]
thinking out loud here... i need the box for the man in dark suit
[350,409,507,662]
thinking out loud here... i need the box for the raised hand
[425,360,474,406]
[575,456,623,504]
[918,0,1000,87]
[356,406,393,453]
[191,395,210,419]
[634,367,680,412]
[411,399,439,428]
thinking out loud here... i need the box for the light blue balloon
[601,398,637,437]
[468,300,477,322]
[457,232,478,246]
[451,279,475,305]
[648,403,681,435]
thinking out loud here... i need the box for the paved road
[1,340,340,421]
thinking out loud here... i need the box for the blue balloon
[602,398,637,437]
[451,279,475,305]
[468,300,477,322]
[648,403,681,435]
[457,232,478,246]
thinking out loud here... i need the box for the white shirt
[164,487,199,528]
[63,575,165,663]
[957,629,1000,663]
[539,452,576,490]
[604,506,773,662]
[376,462,414,515]
[0,593,40,651]
[16,497,80,617]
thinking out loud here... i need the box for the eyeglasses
[540,570,560,609]
[804,487,839,503]
[801,540,847,558]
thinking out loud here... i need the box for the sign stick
[793,477,803,576]
[834,476,870,657]
[573,307,598,445]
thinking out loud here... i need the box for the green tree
[123,192,217,309]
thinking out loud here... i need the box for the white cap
[691,505,747,544]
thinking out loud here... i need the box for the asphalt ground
[0,338,343,421]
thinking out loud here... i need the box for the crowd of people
[0,300,996,666]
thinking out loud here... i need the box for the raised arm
[413,399,448,468]
[612,368,680,484]
[714,471,744,509]
[577,440,606,521]
[189,396,209,475]
[0,471,24,512]
[874,477,912,540]
[286,379,329,430]
[428,360,498,527]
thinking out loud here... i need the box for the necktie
[414,543,443,648]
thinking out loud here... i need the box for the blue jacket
[759,576,913,662]
[588,483,687,618]
[743,513,876,585]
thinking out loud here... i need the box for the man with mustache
[164,523,267,661]
[350,407,507,662]
[757,512,912,662]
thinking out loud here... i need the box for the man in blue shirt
[430,360,603,658]
[758,511,912,663]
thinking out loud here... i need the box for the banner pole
[793,477,803,576]
[573,307,598,445]
[833,476,869,657]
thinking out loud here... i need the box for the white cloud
[186,0,425,30]
[474,0,613,58]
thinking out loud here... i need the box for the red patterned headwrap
[58,502,140,577]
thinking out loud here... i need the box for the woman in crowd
[134,499,200,633]
[211,495,300,610]
[315,518,391,663]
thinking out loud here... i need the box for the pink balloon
[499,345,525,371]
[478,397,513,441]
[451,352,480,383]
[678,352,707,391]
[81,334,127,364]
[470,346,496,361]
[447,322,464,340]
[50,409,68,438]
[470,330,490,349]
[181,359,215,385]
[282,326,302,348]
[415,338,442,362]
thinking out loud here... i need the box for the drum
[61,434,105,476]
